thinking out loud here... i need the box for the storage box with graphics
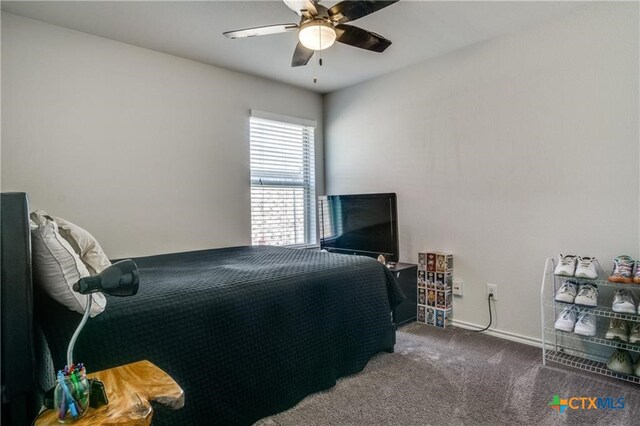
[418,253,427,271]
[435,273,453,290]
[417,305,426,323]
[418,288,426,305]
[426,307,436,325]
[418,270,426,287]
[435,308,452,328]
[426,253,437,272]
[444,273,453,289]
[436,290,452,309]
[426,272,435,288]
[427,289,436,307]
[435,309,445,327]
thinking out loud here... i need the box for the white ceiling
[1,1,582,93]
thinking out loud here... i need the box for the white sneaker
[612,289,636,314]
[555,280,578,303]
[629,322,640,344]
[574,284,598,307]
[607,349,634,375]
[605,319,629,342]
[555,254,577,277]
[575,256,598,279]
[574,311,597,337]
[554,305,578,332]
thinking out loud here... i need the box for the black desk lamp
[66,260,140,367]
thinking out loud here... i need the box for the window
[250,111,316,247]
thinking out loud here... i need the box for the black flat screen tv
[318,193,399,263]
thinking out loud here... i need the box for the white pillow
[53,216,111,275]
[30,211,106,317]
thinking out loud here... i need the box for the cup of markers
[54,363,90,423]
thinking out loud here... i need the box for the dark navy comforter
[38,246,403,425]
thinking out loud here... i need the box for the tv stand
[389,262,418,325]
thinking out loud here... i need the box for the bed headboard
[1,192,36,424]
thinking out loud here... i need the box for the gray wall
[1,13,324,258]
[324,3,639,340]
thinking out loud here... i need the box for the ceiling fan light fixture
[299,20,336,51]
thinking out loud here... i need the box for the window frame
[249,110,318,248]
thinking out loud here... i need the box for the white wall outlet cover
[487,284,498,301]
[453,280,463,296]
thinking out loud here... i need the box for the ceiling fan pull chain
[313,33,320,84]
[318,25,322,67]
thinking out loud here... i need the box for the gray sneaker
[607,349,634,375]
[574,311,597,337]
[554,305,578,332]
[612,289,636,314]
[575,284,598,307]
[555,280,578,303]
[605,319,629,342]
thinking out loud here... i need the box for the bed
[1,192,403,425]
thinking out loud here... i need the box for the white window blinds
[250,113,316,246]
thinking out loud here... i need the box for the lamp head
[74,259,139,297]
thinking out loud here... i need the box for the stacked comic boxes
[417,252,453,328]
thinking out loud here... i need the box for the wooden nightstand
[35,360,184,425]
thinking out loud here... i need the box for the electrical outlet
[487,284,498,301]
[453,280,463,296]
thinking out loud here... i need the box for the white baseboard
[451,319,542,348]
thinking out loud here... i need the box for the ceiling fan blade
[282,0,318,17]
[334,24,392,53]
[223,23,298,39]
[328,0,398,24]
[292,42,314,67]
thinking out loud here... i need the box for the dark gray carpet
[257,323,639,425]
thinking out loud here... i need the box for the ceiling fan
[223,0,398,67]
